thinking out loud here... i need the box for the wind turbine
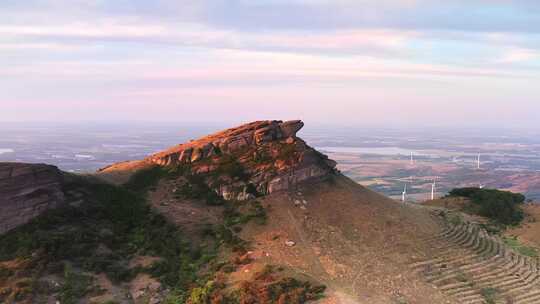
[431,179,436,200]
[402,184,407,202]
[410,152,414,166]
[477,153,481,170]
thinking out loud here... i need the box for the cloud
[186,0,540,33]
[0,21,419,59]
[4,47,533,88]
[2,1,540,60]
[497,48,539,63]
[2,0,540,34]
[0,24,166,38]
[0,42,82,51]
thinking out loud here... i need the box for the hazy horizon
[2,1,540,129]
[2,119,540,134]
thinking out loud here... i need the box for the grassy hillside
[0,169,325,304]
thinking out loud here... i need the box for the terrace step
[410,212,540,304]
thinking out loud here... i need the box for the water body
[317,146,414,155]
[75,154,95,159]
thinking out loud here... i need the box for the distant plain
[2,122,539,201]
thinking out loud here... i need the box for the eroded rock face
[0,163,65,234]
[146,120,336,200]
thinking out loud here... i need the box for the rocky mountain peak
[145,120,337,200]
[148,120,305,165]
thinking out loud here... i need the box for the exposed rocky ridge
[100,120,337,200]
[149,120,305,163]
[0,163,65,234]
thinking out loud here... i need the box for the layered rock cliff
[0,163,65,233]
[151,120,337,200]
[100,120,337,200]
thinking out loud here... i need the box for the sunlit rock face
[0,163,65,234]
[147,120,337,200]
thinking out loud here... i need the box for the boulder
[254,126,276,144]
[0,163,65,234]
[179,148,193,163]
[280,120,304,138]
[190,148,203,162]
[285,240,296,247]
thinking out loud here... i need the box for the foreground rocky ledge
[0,163,65,234]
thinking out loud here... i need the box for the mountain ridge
[99,120,337,201]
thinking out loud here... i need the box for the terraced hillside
[411,207,540,304]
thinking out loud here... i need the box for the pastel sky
[2,0,540,128]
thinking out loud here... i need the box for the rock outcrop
[0,163,65,233]
[128,120,337,200]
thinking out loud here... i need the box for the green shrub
[234,266,326,304]
[217,158,247,180]
[59,264,93,304]
[448,214,463,226]
[223,201,267,228]
[124,166,167,193]
[448,188,525,226]
[448,187,483,198]
[189,280,215,304]
[249,201,267,225]
[503,236,538,257]
[179,174,224,206]
[480,287,499,304]
[245,183,260,197]
[253,150,271,164]
[0,266,13,280]
[163,290,187,304]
